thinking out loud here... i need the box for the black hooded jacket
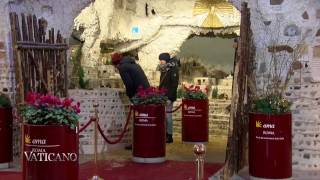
[159,58,179,102]
[118,56,150,99]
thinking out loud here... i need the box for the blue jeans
[166,100,173,135]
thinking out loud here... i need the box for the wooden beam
[26,50,49,92]
[16,41,68,50]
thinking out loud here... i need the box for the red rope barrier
[166,103,182,113]
[97,106,133,144]
[78,118,95,134]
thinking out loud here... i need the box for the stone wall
[69,88,131,154]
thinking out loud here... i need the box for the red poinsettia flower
[63,98,73,107]
[137,90,147,98]
[21,92,81,129]
[182,84,208,100]
[26,92,39,105]
[132,86,168,105]
[72,103,81,113]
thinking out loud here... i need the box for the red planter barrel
[23,124,79,180]
[249,113,292,179]
[132,104,166,163]
[182,99,209,143]
[0,108,12,163]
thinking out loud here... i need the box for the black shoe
[166,134,173,143]
[125,144,132,150]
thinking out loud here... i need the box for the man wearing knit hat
[111,52,150,100]
[157,52,179,143]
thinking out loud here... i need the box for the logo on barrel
[184,105,188,110]
[256,121,276,129]
[256,121,262,128]
[25,135,31,144]
[24,151,78,162]
[136,112,148,117]
[24,134,78,162]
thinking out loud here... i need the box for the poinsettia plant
[182,85,208,100]
[20,92,80,129]
[131,86,168,105]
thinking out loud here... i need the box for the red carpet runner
[0,160,223,180]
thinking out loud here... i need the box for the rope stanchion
[166,103,182,113]
[78,118,95,134]
[97,105,133,144]
[91,103,103,180]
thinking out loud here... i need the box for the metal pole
[94,103,98,165]
[194,144,206,180]
[91,103,103,180]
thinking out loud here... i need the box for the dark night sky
[178,37,235,73]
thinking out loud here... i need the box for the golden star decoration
[193,0,235,28]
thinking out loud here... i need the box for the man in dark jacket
[112,52,150,150]
[112,53,150,100]
[158,52,179,143]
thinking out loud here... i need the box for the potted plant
[249,47,298,179]
[0,93,12,165]
[20,92,80,180]
[249,93,292,179]
[131,86,168,163]
[181,85,209,143]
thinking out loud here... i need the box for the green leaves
[20,105,80,129]
[182,91,207,100]
[177,88,183,99]
[182,85,208,100]
[252,94,291,114]
[0,94,11,108]
[211,87,219,99]
[132,94,168,105]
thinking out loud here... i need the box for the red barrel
[0,108,12,163]
[132,104,166,163]
[249,113,292,179]
[23,124,79,180]
[182,99,209,143]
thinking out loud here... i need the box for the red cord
[79,103,179,144]
[97,106,132,144]
[78,118,95,133]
